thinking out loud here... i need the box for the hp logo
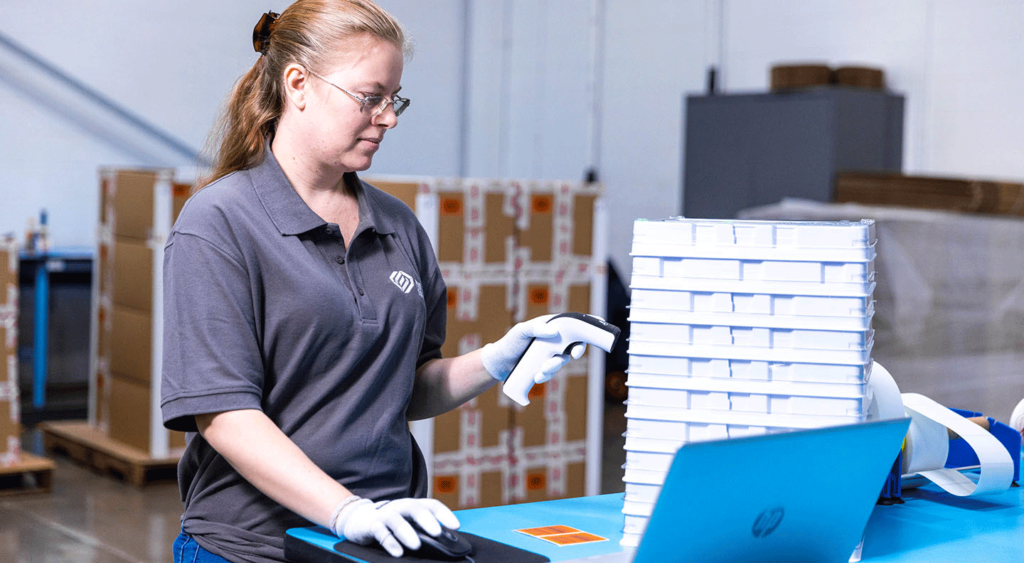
[751,506,784,538]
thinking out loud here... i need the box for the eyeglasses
[308,70,410,117]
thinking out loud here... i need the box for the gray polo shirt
[161,149,445,563]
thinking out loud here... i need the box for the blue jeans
[173,531,233,563]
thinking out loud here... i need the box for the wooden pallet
[0,452,56,496]
[38,421,180,487]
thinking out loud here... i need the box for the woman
[160,2,580,562]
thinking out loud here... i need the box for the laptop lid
[633,418,911,563]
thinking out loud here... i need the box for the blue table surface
[286,495,626,562]
[861,478,1024,562]
[288,452,1024,562]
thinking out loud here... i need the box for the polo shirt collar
[251,146,395,237]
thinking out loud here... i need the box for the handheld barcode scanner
[502,313,622,406]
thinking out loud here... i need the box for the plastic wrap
[739,198,1024,421]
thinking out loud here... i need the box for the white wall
[2,0,1023,279]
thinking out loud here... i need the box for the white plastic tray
[632,255,875,284]
[630,241,875,263]
[624,482,663,504]
[632,218,876,250]
[622,497,658,517]
[627,339,873,365]
[629,322,873,352]
[620,528,644,547]
[623,435,685,453]
[621,464,669,486]
[625,418,775,443]
[628,306,874,331]
[626,355,871,384]
[625,371,868,399]
[624,450,676,473]
[630,287,873,318]
[626,386,869,417]
[624,402,869,429]
[630,274,875,298]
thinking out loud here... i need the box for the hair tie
[253,11,280,55]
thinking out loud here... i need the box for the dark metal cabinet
[682,88,904,219]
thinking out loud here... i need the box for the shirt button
[335,255,345,264]
[325,227,334,235]
[358,288,365,296]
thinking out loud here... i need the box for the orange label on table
[517,525,608,546]
[545,532,608,545]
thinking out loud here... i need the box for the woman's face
[303,36,404,173]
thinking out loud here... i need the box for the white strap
[901,393,1014,496]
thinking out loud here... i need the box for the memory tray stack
[620,217,877,547]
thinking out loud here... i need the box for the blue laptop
[633,418,911,563]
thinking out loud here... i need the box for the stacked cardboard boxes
[834,172,1024,216]
[91,169,190,457]
[0,236,19,465]
[622,217,877,546]
[369,177,605,509]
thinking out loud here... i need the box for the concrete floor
[0,401,628,563]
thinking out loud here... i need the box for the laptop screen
[633,418,910,563]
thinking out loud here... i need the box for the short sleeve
[161,231,265,432]
[417,264,447,368]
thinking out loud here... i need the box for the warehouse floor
[0,401,628,562]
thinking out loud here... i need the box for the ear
[282,63,309,111]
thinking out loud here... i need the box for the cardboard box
[107,373,150,451]
[106,170,189,241]
[0,386,20,466]
[517,188,597,267]
[1,309,14,352]
[109,306,152,385]
[437,187,516,266]
[172,182,191,221]
[112,238,154,312]
[97,242,111,296]
[432,468,507,510]
[97,369,185,453]
[96,301,111,364]
[368,179,419,212]
[373,176,604,508]
[433,387,511,455]
[0,240,17,305]
[441,276,516,360]
[834,172,1024,216]
[110,170,160,241]
[519,459,586,504]
[521,279,592,323]
[91,168,192,458]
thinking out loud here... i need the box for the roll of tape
[867,362,904,420]
[902,393,1014,496]
[1010,397,1024,436]
[902,397,949,474]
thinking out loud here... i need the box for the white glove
[480,314,587,384]
[331,496,461,558]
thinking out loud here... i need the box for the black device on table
[285,515,550,562]
[329,518,476,562]
[398,519,472,560]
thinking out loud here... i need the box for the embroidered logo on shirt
[390,271,417,294]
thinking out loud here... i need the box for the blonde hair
[198,0,410,190]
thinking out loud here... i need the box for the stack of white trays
[620,217,877,547]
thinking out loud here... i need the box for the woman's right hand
[331,497,461,557]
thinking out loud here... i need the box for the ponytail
[196,0,410,191]
[197,59,281,190]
